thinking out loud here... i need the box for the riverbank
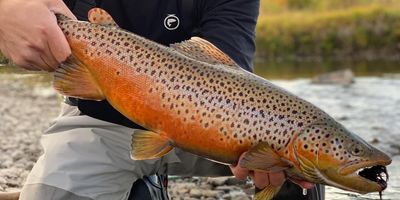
[0,74,254,199]
[256,4,400,61]
[0,74,58,192]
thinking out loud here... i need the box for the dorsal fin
[88,8,118,26]
[170,37,242,69]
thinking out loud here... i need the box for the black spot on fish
[105,49,112,55]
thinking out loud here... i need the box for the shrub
[256,5,400,60]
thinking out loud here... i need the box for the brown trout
[53,8,391,199]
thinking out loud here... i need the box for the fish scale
[53,8,391,200]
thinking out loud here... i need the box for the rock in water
[311,69,355,86]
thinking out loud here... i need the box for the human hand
[0,191,20,200]
[0,0,76,71]
[229,152,315,190]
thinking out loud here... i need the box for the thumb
[46,12,71,63]
[290,179,315,190]
[46,1,75,63]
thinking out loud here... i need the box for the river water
[1,62,399,199]
[271,77,400,200]
[252,60,400,199]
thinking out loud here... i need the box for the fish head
[292,121,391,194]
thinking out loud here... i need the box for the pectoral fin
[170,37,242,69]
[131,130,174,160]
[239,142,291,172]
[255,185,282,200]
[53,55,105,100]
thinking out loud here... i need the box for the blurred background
[0,0,399,199]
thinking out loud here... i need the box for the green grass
[256,4,400,60]
[259,0,398,13]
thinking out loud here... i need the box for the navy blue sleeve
[195,0,259,72]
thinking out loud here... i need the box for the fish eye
[350,145,364,156]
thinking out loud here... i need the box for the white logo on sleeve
[164,14,180,30]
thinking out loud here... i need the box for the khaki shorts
[20,104,230,200]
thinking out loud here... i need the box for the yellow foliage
[256,4,400,60]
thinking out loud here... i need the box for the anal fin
[53,55,105,100]
[131,130,174,160]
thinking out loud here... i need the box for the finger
[11,49,44,70]
[29,39,60,71]
[229,164,249,180]
[28,55,50,71]
[46,13,71,64]
[39,54,56,71]
[25,45,55,71]
[268,171,286,187]
[6,41,51,71]
[230,152,251,180]
[252,170,270,189]
[41,41,60,71]
[0,191,20,200]
[290,179,315,190]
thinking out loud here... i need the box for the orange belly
[84,54,251,163]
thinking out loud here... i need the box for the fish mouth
[339,159,391,192]
[357,165,389,190]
